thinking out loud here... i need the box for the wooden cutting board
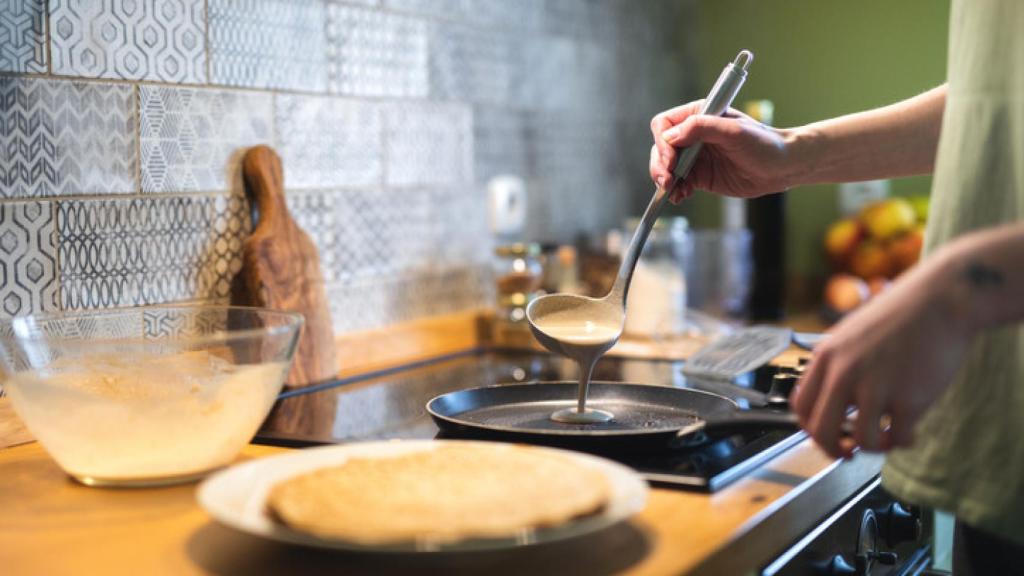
[232,145,337,388]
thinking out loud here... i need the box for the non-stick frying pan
[426,382,799,453]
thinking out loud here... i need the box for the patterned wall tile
[473,106,527,186]
[384,0,543,31]
[431,186,491,266]
[0,0,47,73]
[50,0,206,83]
[208,0,327,91]
[142,307,230,338]
[326,4,428,98]
[428,23,513,105]
[0,77,136,198]
[140,86,273,194]
[287,185,488,287]
[57,195,250,310]
[287,188,433,283]
[513,38,619,113]
[325,265,491,333]
[385,102,472,187]
[543,0,620,41]
[275,95,383,189]
[525,110,625,242]
[0,201,58,316]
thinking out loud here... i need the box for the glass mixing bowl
[0,305,302,487]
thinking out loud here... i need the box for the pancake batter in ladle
[527,50,753,425]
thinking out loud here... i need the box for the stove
[255,349,808,492]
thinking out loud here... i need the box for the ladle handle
[612,50,753,305]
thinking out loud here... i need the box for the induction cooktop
[255,349,808,492]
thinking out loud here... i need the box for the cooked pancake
[266,442,612,544]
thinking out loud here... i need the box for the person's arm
[650,85,947,201]
[792,85,946,186]
[792,219,1024,458]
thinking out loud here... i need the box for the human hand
[791,252,974,458]
[649,100,796,202]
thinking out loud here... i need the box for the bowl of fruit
[822,196,928,321]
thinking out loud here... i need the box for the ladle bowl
[526,293,623,359]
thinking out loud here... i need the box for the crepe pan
[427,382,799,453]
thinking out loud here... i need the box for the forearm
[783,85,946,187]
[932,220,1024,335]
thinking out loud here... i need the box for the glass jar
[493,243,543,300]
[620,217,691,337]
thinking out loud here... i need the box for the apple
[824,217,864,263]
[860,198,917,240]
[824,274,870,313]
[889,224,925,274]
[849,240,894,279]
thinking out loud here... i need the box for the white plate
[197,440,648,553]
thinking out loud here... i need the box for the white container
[621,217,690,337]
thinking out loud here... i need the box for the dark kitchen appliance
[762,478,933,576]
[256,349,808,491]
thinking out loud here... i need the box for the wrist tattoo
[965,261,1005,288]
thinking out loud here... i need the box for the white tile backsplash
[0,0,691,333]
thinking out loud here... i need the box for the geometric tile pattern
[284,184,492,333]
[208,0,327,91]
[543,0,620,41]
[142,306,229,339]
[430,187,491,267]
[286,188,433,283]
[384,0,543,31]
[0,0,47,73]
[325,265,492,334]
[429,23,513,105]
[473,106,527,186]
[57,194,250,310]
[139,86,273,193]
[0,0,686,338]
[0,201,58,316]
[524,110,625,242]
[0,77,137,198]
[326,4,428,98]
[385,102,473,187]
[50,0,206,83]
[275,95,383,189]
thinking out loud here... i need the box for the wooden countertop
[1,310,856,574]
[0,436,881,576]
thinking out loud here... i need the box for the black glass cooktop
[255,349,808,492]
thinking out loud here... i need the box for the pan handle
[677,410,800,441]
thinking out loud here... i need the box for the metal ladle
[527,50,753,424]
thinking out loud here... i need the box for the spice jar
[490,243,544,347]
[493,243,543,300]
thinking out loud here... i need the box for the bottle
[744,100,786,321]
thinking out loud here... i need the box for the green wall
[682,0,950,300]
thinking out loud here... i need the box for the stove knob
[815,554,856,575]
[875,502,922,546]
[767,373,798,405]
[856,550,898,573]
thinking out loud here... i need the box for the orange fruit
[849,240,894,279]
[824,274,870,313]
[888,226,924,274]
